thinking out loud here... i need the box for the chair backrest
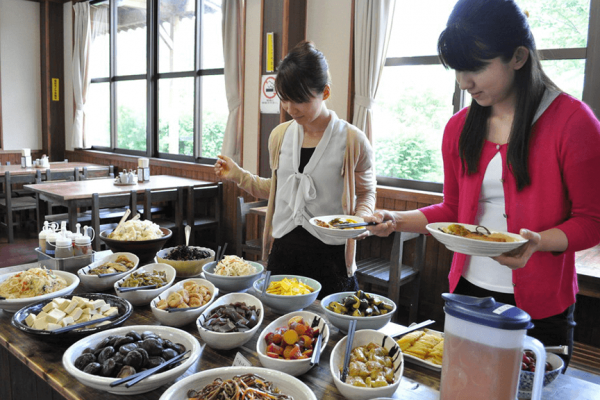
[45,168,78,182]
[236,196,268,257]
[91,190,138,250]
[81,165,115,180]
[3,171,39,203]
[185,183,223,247]
[142,187,184,243]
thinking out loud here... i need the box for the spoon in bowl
[185,225,191,247]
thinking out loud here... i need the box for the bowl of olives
[320,291,396,333]
[62,325,201,395]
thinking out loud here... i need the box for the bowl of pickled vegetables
[99,221,172,264]
[252,275,321,314]
[78,253,139,291]
[114,263,176,306]
[320,291,396,333]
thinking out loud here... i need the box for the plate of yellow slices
[396,328,444,371]
[309,215,366,238]
[426,223,527,257]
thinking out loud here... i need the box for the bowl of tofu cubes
[11,293,133,343]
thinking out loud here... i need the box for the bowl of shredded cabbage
[99,221,172,264]
[202,256,264,293]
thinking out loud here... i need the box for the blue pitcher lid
[442,293,534,330]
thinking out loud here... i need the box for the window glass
[158,77,194,156]
[200,75,228,158]
[116,80,147,151]
[542,59,585,100]
[116,4,147,76]
[90,4,110,79]
[200,2,224,69]
[86,82,110,147]
[159,0,195,73]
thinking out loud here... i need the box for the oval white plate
[309,214,366,238]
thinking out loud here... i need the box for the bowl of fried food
[253,274,321,314]
[202,255,264,293]
[320,290,396,333]
[395,328,444,369]
[156,246,215,278]
[99,219,172,264]
[78,253,139,291]
[150,278,217,327]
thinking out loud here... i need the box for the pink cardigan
[420,94,600,319]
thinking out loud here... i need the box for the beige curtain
[220,0,245,164]
[352,0,395,141]
[71,2,91,148]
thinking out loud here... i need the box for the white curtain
[352,0,395,141]
[71,2,91,149]
[220,0,245,164]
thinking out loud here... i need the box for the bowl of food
[156,246,215,278]
[99,220,172,264]
[256,311,329,377]
[320,291,396,333]
[150,278,218,327]
[11,293,133,343]
[518,351,564,399]
[0,267,80,313]
[330,329,404,400]
[196,292,263,350]
[77,253,139,291]
[62,325,201,395]
[252,274,321,314]
[114,263,176,306]
[202,256,264,293]
[158,366,317,400]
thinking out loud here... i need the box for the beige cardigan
[230,120,377,276]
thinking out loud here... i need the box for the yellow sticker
[52,78,59,101]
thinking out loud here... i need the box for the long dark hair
[438,0,560,190]
[275,41,330,103]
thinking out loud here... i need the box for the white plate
[399,328,443,371]
[426,222,527,257]
[309,214,366,238]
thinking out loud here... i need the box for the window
[374,0,595,192]
[87,0,227,162]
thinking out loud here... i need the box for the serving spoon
[185,225,191,246]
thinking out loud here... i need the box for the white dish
[77,252,139,291]
[158,366,317,400]
[62,325,201,395]
[114,263,176,306]
[196,292,264,350]
[256,310,330,377]
[202,260,264,293]
[156,246,215,278]
[399,328,443,371]
[320,291,396,333]
[0,269,80,313]
[150,278,218,327]
[309,214,366,238]
[426,222,527,257]
[253,274,321,314]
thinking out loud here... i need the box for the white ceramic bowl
[196,292,264,350]
[252,274,321,314]
[158,366,317,400]
[156,246,215,278]
[320,291,396,333]
[113,263,176,306]
[202,260,264,293]
[0,269,80,313]
[330,329,404,400]
[518,352,564,399]
[256,310,330,377]
[150,278,218,327]
[62,325,201,395]
[77,252,139,291]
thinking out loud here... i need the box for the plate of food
[309,214,367,238]
[426,223,527,257]
[396,328,444,371]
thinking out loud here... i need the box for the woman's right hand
[214,155,238,181]
[355,210,397,239]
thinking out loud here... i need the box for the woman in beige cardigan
[215,41,376,298]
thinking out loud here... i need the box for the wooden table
[1,258,599,400]
[0,162,100,177]
[24,175,215,231]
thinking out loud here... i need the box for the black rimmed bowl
[99,228,172,264]
[11,293,133,344]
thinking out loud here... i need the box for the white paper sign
[260,74,280,114]
[232,352,252,367]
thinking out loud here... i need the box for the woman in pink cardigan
[365,0,600,368]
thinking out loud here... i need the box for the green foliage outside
[117,107,147,151]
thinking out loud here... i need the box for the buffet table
[1,259,599,400]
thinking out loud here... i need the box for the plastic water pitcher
[439,293,546,400]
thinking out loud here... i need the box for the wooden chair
[236,196,268,259]
[91,191,138,251]
[355,232,426,324]
[80,165,115,181]
[41,168,82,224]
[0,171,39,243]
[140,187,185,245]
[186,183,222,249]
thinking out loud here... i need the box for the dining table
[1,255,599,400]
[23,175,216,232]
[0,161,101,177]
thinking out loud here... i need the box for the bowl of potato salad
[100,220,172,264]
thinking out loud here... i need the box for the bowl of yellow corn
[252,275,321,314]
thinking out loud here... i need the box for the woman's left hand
[492,229,541,270]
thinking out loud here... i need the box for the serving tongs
[52,314,120,334]
[110,349,192,388]
[340,319,357,382]
[310,316,323,366]
[117,284,158,292]
[332,221,377,229]
[391,319,436,338]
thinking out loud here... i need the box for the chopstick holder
[340,319,357,382]
[117,284,157,293]
[261,271,271,297]
[52,314,119,334]
[110,350,191,388]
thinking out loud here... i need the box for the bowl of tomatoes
[518,350,564,398]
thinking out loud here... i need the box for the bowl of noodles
[201,256,264,294]
[99,221,172,264]
[0,267,80,313]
